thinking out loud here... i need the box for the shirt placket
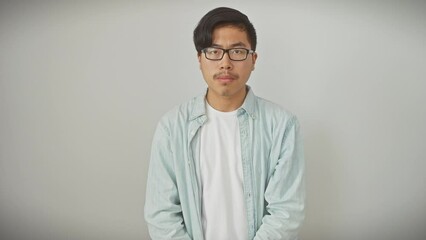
[188,117,206,240]
[238,110,255,239]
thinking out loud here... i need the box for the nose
[219,52,233,70]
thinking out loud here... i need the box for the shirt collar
[189,85,257,121]
[240,85,257,119]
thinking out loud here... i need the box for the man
[145,7,305,240]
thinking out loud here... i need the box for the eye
[231,49,245,55]
[205,48,221,55]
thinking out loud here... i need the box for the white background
[1,0,425,239]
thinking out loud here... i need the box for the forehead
[211,25,251,48]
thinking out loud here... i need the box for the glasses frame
[201,47,255,61]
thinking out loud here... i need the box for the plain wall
[1,1,425,239]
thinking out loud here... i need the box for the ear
[197,53,202,69]
[251,52,258,71]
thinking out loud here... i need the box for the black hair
[193,7,257,54]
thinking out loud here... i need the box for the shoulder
[157,95,202,129]
[255,96,298,126]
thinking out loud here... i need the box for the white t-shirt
[199,102,248,240]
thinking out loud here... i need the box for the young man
[145,7,305,240]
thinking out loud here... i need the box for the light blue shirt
[144,86,305,240]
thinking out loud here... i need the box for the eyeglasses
[201,47,255,61]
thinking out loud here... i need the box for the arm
[254,117,306,240]
[144,122,191,240]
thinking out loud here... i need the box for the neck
[205,87,247,112]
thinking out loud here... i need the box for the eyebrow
[211,42,247,48]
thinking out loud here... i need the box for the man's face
[198,25,257,102]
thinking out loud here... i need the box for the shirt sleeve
[254,116,306,240]
[144,121,192,240]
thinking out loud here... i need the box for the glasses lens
[204,48,224,60]
[228,48,248,61]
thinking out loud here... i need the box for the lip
[217,75,234,83]
[215,74,236,83]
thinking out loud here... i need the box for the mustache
[213,72,239,79]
